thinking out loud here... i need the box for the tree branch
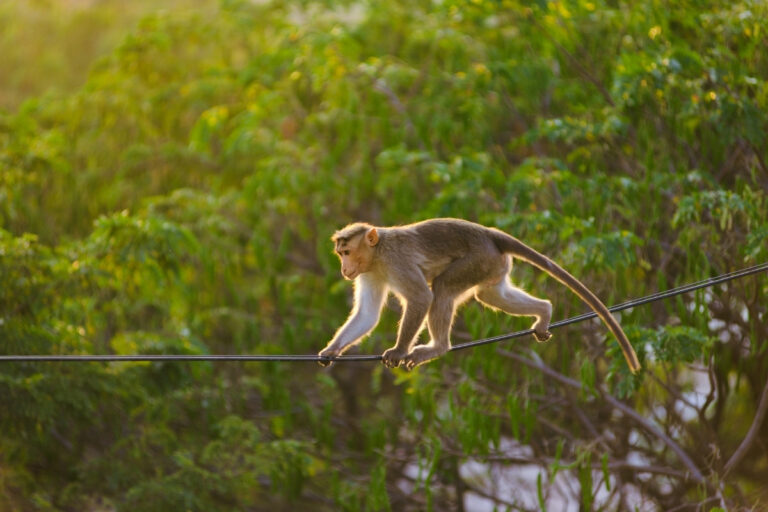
[497,348,706,484]
[475,453,693,480]
[723,373,768,476]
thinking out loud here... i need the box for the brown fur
[319,218,640,373]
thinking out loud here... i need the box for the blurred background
[0,0,766,510]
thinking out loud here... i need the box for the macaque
[318,218,640,373]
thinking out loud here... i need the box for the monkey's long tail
[492,231,641,373]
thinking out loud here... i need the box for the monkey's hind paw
[402,346,444,371]
[404,357,422,371]
[403,352,430,371]
[533,330,552,343]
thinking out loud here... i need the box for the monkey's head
[332,223,379,280]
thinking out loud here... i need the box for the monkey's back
[377,218,499,262]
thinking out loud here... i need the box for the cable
[1,262,767,363]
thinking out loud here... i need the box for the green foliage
[653,325,715,364]
[1,0,767,509]
[577,450,593,511]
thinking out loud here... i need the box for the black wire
[1,262,767,363]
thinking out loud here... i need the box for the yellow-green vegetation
[1,0,766,510]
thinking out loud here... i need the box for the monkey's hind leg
[381,283,432,369]
[403,260,478,370]
[403,300,455,371]
[476,278,553,342]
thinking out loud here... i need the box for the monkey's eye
[342,250,350,256]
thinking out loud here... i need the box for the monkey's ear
[365,227,379,246]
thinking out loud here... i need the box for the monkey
[317,218,641,373]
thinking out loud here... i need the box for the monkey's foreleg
[318,312,378,366]
[319,276,386,366]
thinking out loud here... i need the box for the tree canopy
[0,0,766,510]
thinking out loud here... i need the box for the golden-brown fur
[319,218,641,372]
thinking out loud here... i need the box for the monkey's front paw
[317,347,340,367]
[533,330,552,343]
[381,348,407,369]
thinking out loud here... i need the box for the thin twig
[372,78,426,150]
[526,13,615,107]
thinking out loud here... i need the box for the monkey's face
[336,238,368,280]
[334,229,379,280]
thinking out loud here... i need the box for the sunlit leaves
[87,210,200,277]
[563,229,643,272]
[189,105,231,155]
[673,190,748,230]
[0,231,56,315]
[1,0,767,509]
[672,186,767,264]
[530,114,627,145]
